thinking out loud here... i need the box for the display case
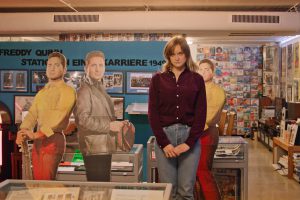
[147,136,248,200]
[213,136,248,200]
[0,179,172,200]
[56,144,143,183]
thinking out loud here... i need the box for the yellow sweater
[204,81,226,130]
[20,80,76,137]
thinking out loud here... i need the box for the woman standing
[148,36,207,200]
[74,51,125,181]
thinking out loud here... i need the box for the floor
[248,138,300,200]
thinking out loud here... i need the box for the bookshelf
[273,137,300,179]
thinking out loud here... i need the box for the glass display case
[147,136,248,200]
[213,136,248,200]
[56,144,144,183]
[0,179,172,200]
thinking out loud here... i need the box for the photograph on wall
[3,71,13,88]
[14,95,35,124]
[287,44,293,71]
[282,47,287,98]
[0,70,28,92]
[103,71,124,93]
[126,71,154,94]
[263,72,274,85]
[64,70,85,91]
[287,84,293,102]
[111,96,124,120]
[31,70,48,92]
[293,79,299,102]
[294,42,300,78]
[263,85,275,99]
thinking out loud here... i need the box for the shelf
[125,103,148,115]
[273,137,300,179]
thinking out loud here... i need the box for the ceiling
[0,0,299,12]
[0,0,299,43]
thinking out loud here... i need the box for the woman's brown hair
[162,35,197,72]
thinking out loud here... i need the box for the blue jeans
[155,123,201,200]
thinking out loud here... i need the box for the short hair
[162,35,197,72]
[197,59,215,72]
[85,51,105,65]
[48,52,67,68]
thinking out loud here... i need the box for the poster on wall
[287,44,293,77]
[293,79,299,102]
[0,70,28,92]
[281,47,287,98]
[31,70,48,92]
[294,42,300,78]
[126,71,154,94]
[287,84,293,102]
[103,71,124,94]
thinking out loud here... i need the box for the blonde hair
[162,35,197,72]
[85,51,105,65]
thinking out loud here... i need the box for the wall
[280,35,300,102]
[190,43,263,135]
[0,41,166,146]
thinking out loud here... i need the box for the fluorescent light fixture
[59,0,78,12]
[280,35,300,45]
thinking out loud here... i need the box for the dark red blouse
[148,68,207,149]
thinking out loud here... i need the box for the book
[289,124,299,145]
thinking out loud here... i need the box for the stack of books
[293,153,300,182]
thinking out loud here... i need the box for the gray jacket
[73,75,116,155]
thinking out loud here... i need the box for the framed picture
[31,70,48,92]
[64,70,85,90]
[14,95,35,124]
[111,96,124,120]
[0,70,28,92]
[126,71,154,94]
[103,71,124,94]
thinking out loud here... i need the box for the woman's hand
[174,143,190,155]
[163,144,179,158]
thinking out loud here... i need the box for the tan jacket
[74,76,116,155]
